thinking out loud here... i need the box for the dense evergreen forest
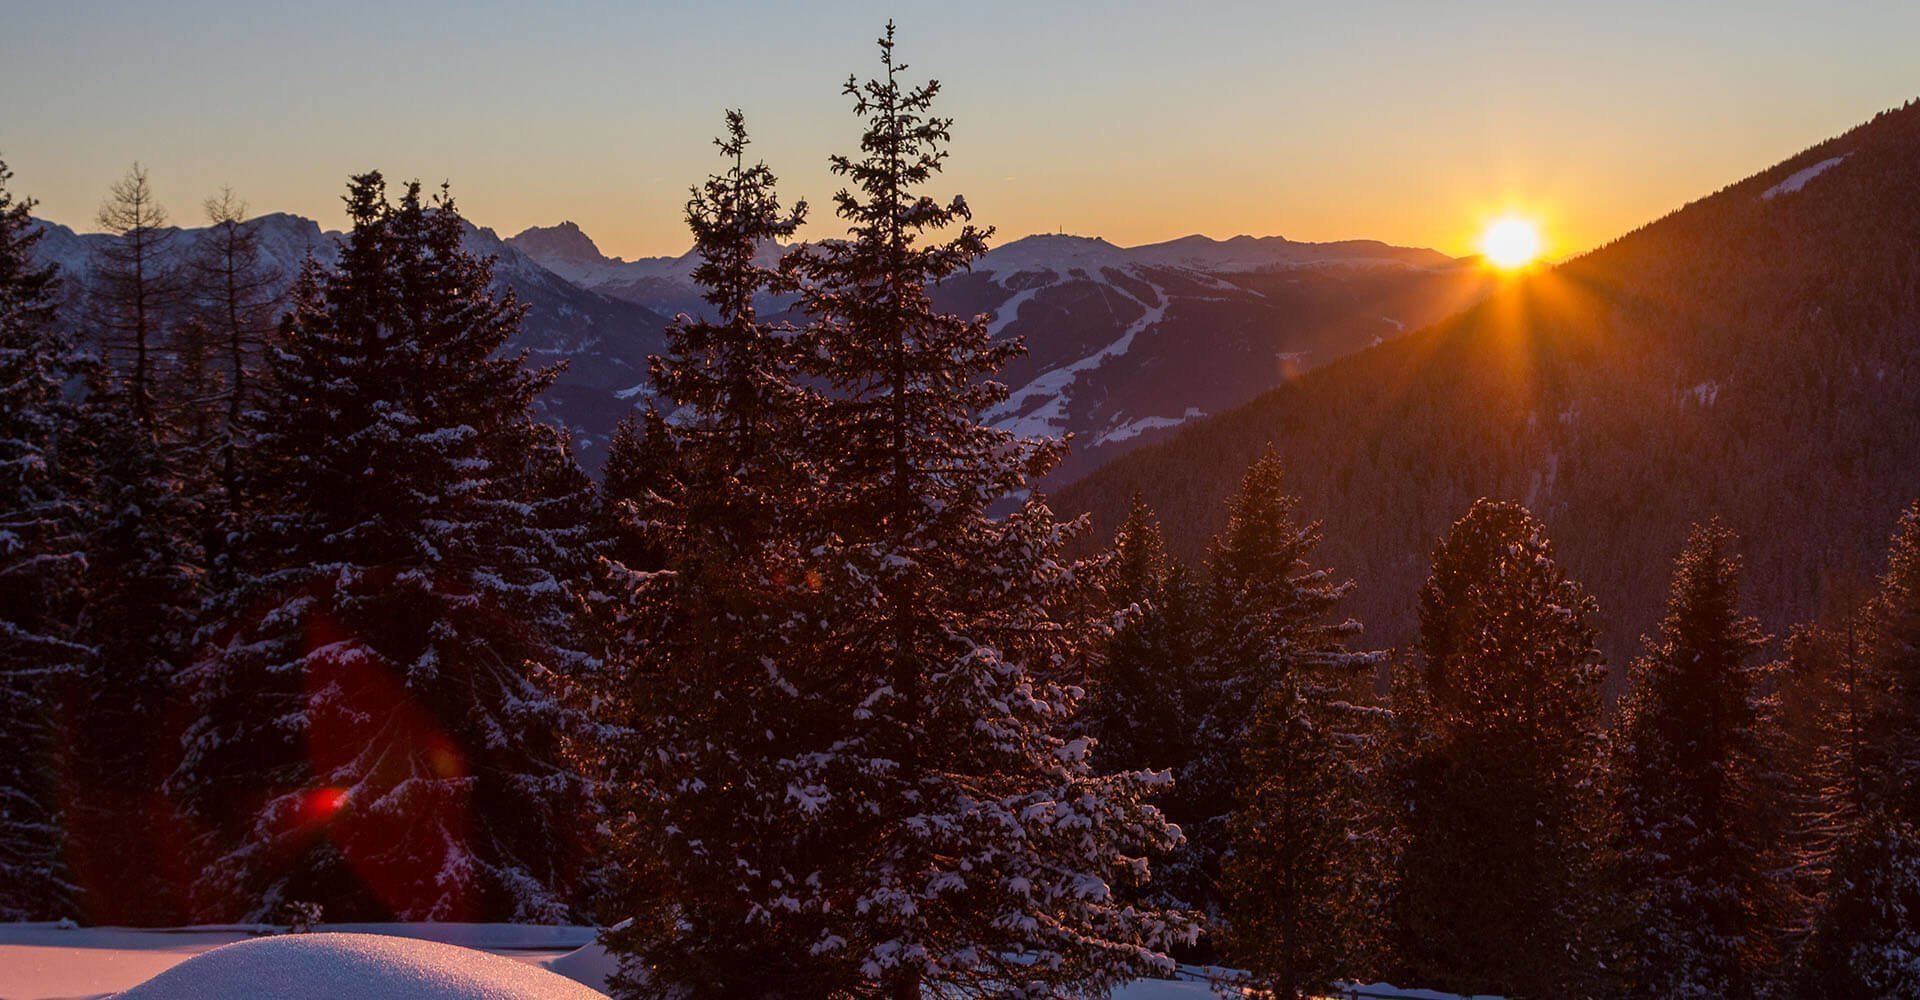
[4,27,1920,1000]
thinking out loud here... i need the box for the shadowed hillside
[1058,98,1920,663]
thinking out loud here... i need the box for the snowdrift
[112,932,609,999]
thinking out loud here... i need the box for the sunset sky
[4,0,1916,261]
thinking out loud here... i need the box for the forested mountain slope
[1059,99,1920,662]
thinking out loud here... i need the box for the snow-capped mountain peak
[507,221,631,286]
[975,234,1131,279]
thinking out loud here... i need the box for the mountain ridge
[501,220,1492,480]
[30,210,1492,482]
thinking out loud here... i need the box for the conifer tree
[598,405,677,575]
[780,27,1194,996]
[1775,620,1874,930]
[1084,494,1197,782]
[91,163,178,431]
[1860,502,1920,822]
[514,420,605,600]
[1791,502,1920,995]
[57,365,204,924]
[1791,815,1920,999]
[53,169,208,925]
[1611,520,1783,998]
[183,188,282,578]
[1192,452,1386,996]
[173,173,597,923]
[1084,496,1204,916]
[594,111,829,998]
[0,156,86,920]
[1389,499,1611,999]
[161,313,224,460]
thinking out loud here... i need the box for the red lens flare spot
[426,736,467,779]
[303,786,350,823]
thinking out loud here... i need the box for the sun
[1480,216,1544,270]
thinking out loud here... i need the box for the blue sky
[4,1,1917,258]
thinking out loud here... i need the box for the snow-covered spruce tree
[1611,520,1785,998]
[1389,499,1611,999]
[1082,495,1204,915]
[598,405,677,576]
[49,166,209,925]
[513,420,605,605]
[1790,814,1920,999]
[781,26,1194,997]
[172,174,598,923]
[1775,619,1874,935]
[1197,451,1388,997]
[0,157,87,920]
[1859,501,1920,823]
[58,362,205,925]
[1786,503,1920,996]
[1084,493,1199,784]
[592,111,834,998]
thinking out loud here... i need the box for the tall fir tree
[779,26,1194,996]
[1193,451,1387,997]
[1083,493,1198,784]
[1611,520,1784,998]
[49,169,209,925]
[1775,619,1874,935]
[1792,501,1920,995]
[1389,499,1611,999]
[182,187,282,582]
[1859,502,1920,822]
[0,156,86,920]
[575,395,677,930]
[172,174,598,923]
[1083,495,1204,917]
[1791,814,1920,999]
[593,110,830,999]
[57,363,205,924]
[90,163,177,432]
[598,405,677,576]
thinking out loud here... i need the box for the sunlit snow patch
[1094,407,1207,446]
[113,932,608,1000]
[1761,154,1849,200]
[987,278,1170,438]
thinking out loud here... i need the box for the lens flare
[303,786,350,823]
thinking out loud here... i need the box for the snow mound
[114,932,609,1000]
[544,939,618,992]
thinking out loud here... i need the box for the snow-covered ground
[114,934,605,1000]
[0,923,1488,999]
[0,923,603,999]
